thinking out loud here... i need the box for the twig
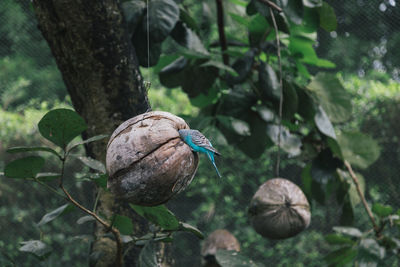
[258,0,283,12]
[59,156,123,266]
[344,161,381,237]
[34,178,65,199]
[215,0,229,65]
[269,7,283,177]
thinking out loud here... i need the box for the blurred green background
[1,0,399,266]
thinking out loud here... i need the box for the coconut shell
[249,178,311,239]
[106,111,199,206]
[201,229,241,258]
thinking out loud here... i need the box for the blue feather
[179,129,222,178]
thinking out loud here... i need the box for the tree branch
[258,0,283,12]
[59,158,123,266]
[344,161,381,237]
[215,0,229,65]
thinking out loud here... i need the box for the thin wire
[269,7,283,177]
[146,0,151,87]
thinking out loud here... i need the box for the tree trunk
[31,1,172,266]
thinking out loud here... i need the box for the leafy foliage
[1,0,399,266]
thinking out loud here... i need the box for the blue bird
[178,129,222,178]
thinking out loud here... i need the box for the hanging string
[144,0,151,91]
[269,7,283,177]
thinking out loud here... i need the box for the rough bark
[31,0,171,266]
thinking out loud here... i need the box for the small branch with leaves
[4,109,123,266]
[58,154,123,266]
[344,160,381,237]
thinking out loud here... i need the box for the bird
[178,129,222,178]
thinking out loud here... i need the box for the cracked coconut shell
[248,178,311,239]
[106,111,199,206]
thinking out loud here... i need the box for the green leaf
[325,234,355,245]
[333,226,362,238]
[327,137,343,159]
[77,156,106,173]
[228,0,247,7]
[133,30,162,67]
[159,58,217,97]
[66,134,109,153]
[227,50,255,85]
[340,196,355,225]
[259,62,280,101]
[130,204,180,230]
[314,106,336,139]
[37,204,75,227]
[217,115,251,136]
[246,0,257,16]
[296,87,315,120]
[281,81,299,120]
[113,215,133,235]
[215,250,264,267]
[122,0,146,35]
[170,21,208,55]
[266,125,301,156]
[4,156,45,179]
[248,14,269,46]
[337,169,365,207]
[301,163,312,199]
[324,246,357,266]
[372,203,393,218]
[359,238,386,260]
[77,215,96,225]
[159,56,188,88]
[318,2,337,31]
[179,8,199,32]
[38,109,87,149]
[289,37,335,68]
[138,241,158,267]
[92,173,108,189]
[189,87,219,108]
[311,149,342,183]
[255,105,275,122]
[153,54,180,74]
[7,146,60,158]
[144,0,179,43]
[307,73,352,123]
[236,113,273,158]
[201,60,238,76]
[19,240,52,259]
[179,222,204,239]
[229,12,250,27]
[303,0,322,8]
[284,0,303,25]
[35,172,60,182]
[135,233,173,246]
[337,131,380,169]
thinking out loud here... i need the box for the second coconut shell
[249,178,311,239]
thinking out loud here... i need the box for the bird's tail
[212,161,222,178]
[207,152,222,178]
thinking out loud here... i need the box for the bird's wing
[191,130,221,156]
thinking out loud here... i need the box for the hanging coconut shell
[106,111,199,206]
[248,178,311,239]
[201,229,240,266]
